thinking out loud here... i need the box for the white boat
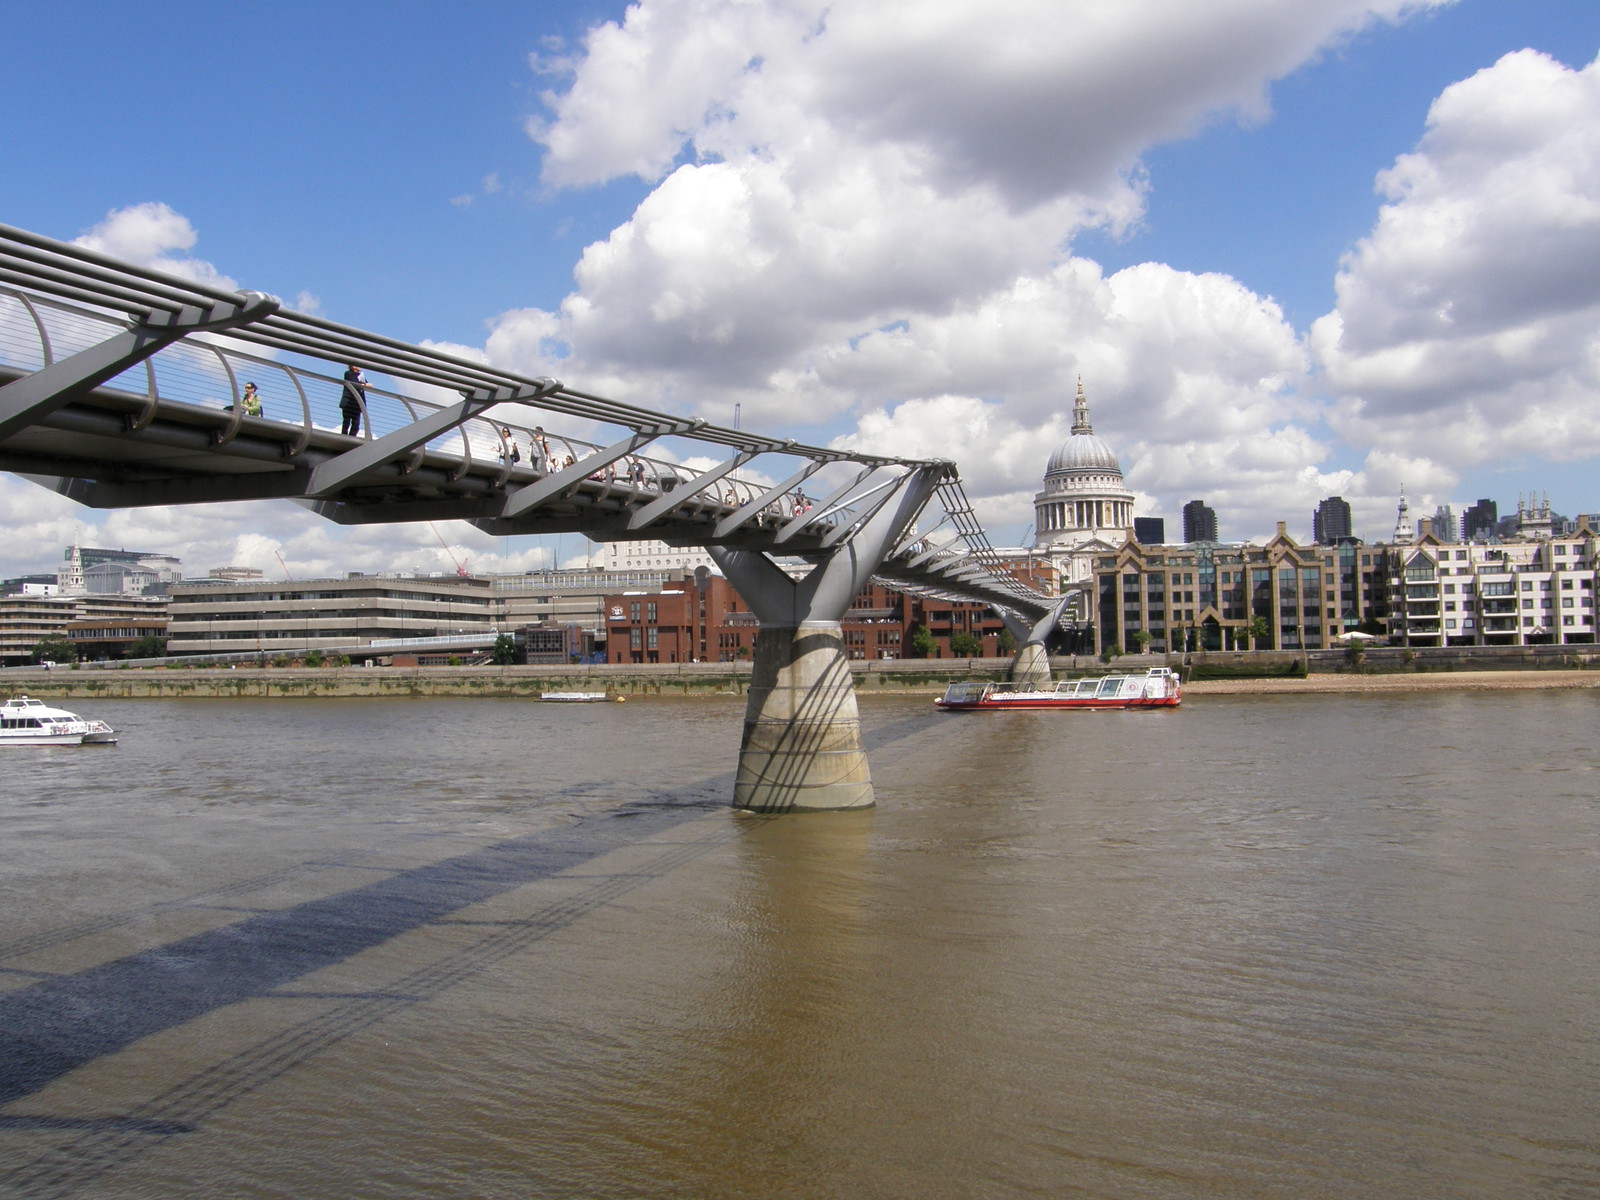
[0,695,119,745]
[538,691,612,703]
[935,667,1182,712]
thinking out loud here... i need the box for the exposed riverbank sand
[1185,670,1600,695]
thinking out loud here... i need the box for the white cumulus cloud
[1313,48,1600,474]
[72,202,238,290]
[491,0,1469,543]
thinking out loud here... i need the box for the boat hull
[0,731,95,746]
[935,695,1179,711]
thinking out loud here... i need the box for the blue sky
[1,0,1598,576]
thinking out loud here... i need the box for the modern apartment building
[1386,521,1597,646]
[1093,524,1394,653]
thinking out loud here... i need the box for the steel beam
[22,470,313,509]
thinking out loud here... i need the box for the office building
[1133,517,1165,544]
[1093,524,1390,654]
[1182,500,1218,543]
[1463,498,1498,540]
[1312,496,1353,544]
[167,575,496,656]
[1431,505,1458,543]
[0,593,167,665]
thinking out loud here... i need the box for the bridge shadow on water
[0,785,733,1197]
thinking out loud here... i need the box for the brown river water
[0,691,1596,1199]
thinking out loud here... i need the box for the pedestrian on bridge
[241,382,262,418]
[340,365,369,436]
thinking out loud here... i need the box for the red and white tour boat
[934,667,1182,712]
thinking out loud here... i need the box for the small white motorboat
[0,695,119,745]
[538,691,613,703]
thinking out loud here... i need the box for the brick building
[602,574,1009,664]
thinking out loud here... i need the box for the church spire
[1071,375,1093,436]
[1393,487,1414,545]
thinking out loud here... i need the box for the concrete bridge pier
[710,466,945,813]
[733,618,873,812]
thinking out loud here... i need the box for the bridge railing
[1,281,850,532]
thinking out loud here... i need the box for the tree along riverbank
[2,649,1597,700]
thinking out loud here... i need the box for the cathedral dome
[1047,429,1122,475]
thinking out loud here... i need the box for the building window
[629,628,642,650]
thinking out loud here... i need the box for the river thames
[1,690,1597,1198]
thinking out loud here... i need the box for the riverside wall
[0,659,988,700]
[3,643,1597,700]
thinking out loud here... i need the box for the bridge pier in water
[737,622,873,811]
[710,466,944,813]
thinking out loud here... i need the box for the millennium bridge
[0,222,1077,811]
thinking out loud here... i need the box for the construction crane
[429,523,470,577]
[275,551,293,581]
